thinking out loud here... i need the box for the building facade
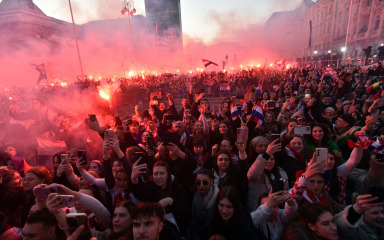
[265,0,384,60]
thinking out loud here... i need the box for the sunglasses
[196,180,209,186]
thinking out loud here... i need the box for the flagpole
[344,0,353,60]
[68,0,85,78]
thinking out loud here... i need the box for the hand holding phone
[315,148,328,172]
[66,213,92,240]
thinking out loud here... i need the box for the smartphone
[294,126,311,135]
[60,195,75,208]
[69,148,77,163]
[77,150,86,163]
[272,178,286,193]
[151,100,158,105]
[66,213,92,240]
[368,185,384,203]
[61,154,69,164]
[164,132,180,146]
[236,128,246,143]
[315,148,328,172]
[271,134,280,142]
[35,186,58,200]
[146,135,156,150]
[89,114,96,122]
[105,129,115,139]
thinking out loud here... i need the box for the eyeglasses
[309,180,324,185]
[196,180,209,186]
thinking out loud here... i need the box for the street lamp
[341,47,346,52]
[121,0,136,66]
[328,50,331,54]
[314,51,318,55]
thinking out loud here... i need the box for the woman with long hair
[290,154,344,215]
[207,186,265,240]
[304,123,343,162]
[131,160,189,236]
[247,137,288,211]
[298,204,338,240]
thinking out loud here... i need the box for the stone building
[265,0,384,59]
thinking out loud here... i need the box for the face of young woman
[218,198,234,221]
[112,161,121,174]
[195,122,203,133]
[264,155,275,171]
[217,154,230,173]
[53,157,60,171]
[327,153,336,171]
[113,206,132,235]
[88,162,101,176]
[290,137,304,153]
[23,172,44,191]
[141,132,152,144]
[308,212,338,240]
[307,174,325,197]
[153,166,168,189]
[312,126,324,142]
[194,145,204,156]
[116,171,130,191]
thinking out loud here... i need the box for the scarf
[286,145,311,163]
[304,190,328,207]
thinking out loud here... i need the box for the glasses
[309,180,324,185]
[196,180,209,186]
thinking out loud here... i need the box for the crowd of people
[0,62,384,240]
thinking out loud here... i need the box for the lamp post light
[121,0,136,66]
[314,50,318,55]
[328,50,331,54]
[341,47,346,52]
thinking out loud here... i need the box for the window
[374,16,380,30]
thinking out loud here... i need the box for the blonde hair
[249,136,268,150]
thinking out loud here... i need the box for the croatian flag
[202,59,218,68]
[220,83,230,93]
[324,66,339,80]
[255,85,263,96]
[275,58,286,66]
[231,103,240,121]
[251,102,264,125]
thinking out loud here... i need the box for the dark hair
[197,168,214,179]
[193,139,205,148]
[298,203,330,227]
[52,150,69,166]
[116,200,136,216]
[213,150,232,173]
[132,202,165,221]
[152,161,172,189]
[26,166,53,185]
[327,150,341,202]
[281,221,315,240]
[26,208,58,229]
[211,186,242,238]
[305,123,331,147]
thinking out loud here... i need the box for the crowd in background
[0,62,384,240]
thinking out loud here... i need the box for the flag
[324,66,339,80]
[371,138,384,154]
[202,59,218,68]
[254,85,263,96]
[32,63,47,85]
[251,102,264,125]
[220,83,230,93]
[231,103,240,121]
[275,58,286,66]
